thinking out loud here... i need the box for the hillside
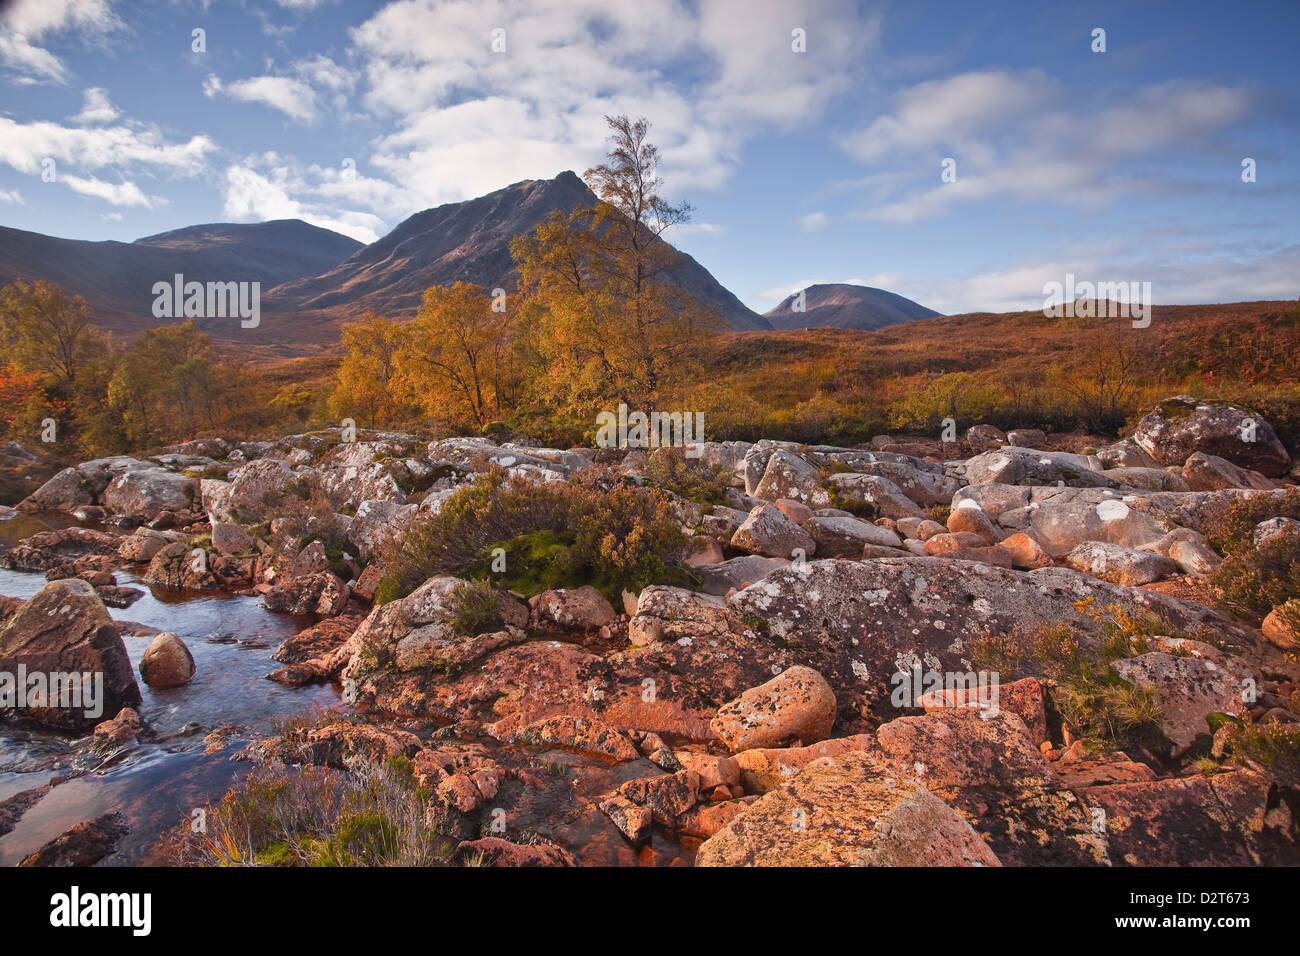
[764,282,941,331]
[0,220,362,337]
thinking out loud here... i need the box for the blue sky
[0,0,1296,315]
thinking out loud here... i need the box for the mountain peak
[765,282,941,331]
[259,170,769,338]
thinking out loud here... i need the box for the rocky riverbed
[1,395,1298,866]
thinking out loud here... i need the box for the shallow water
[0,511,341,865]
[0,512,694,867]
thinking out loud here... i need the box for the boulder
[1261,601,1300,651]
[1006,428,1047,448]
[346,500,417,561]
[101,467,197,520]
[143,541,219,591]
[513,714,639,762]
[1079,771,1283,865]
[210,522,253,556]
[265,572,350,616]
[0,579,141,731]
[139,632,195,689]
[1181,452,1278,491]
[963,447,1116,488]
[17,467,94,511]
[731,734,875,793]
[824,473,926,519]
[742,440,803,496]
[772,498,813,525]
[999,532,1053,570]
[695,751,1001,867]
[1064,541,1180,586]
[117,527,179,563]
[289,540,331,578]
[400,575,527,629]
[683,534,726,567]
[1097,438,1159,470]
[727,558,1246,724]
[1112,648,1254,755]
[1106,467,1191,492]
[692,556,789,596]
[710,665,837,752]
[1133,396,1290,477]
[874,709,1054,790]
[1253,516,1300,549]
[946,500,1000,543]
[806,515,902,556]
[730,504,816,559]
[752,450,830,507]
[207,458,297,524]
[965,424,1007,453]
[531,586,617,632]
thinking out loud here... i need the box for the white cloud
[100,211,122,220]
[61,174,155,207]
[842,72,1254,223]
[663,222,725,242]
[0,0,121,83]
[798,211,830,232]
[70,86,120,124]
[222,156,386,242]
[205,74,320,123]
[839,246,1299,317]
[204,54,357,124]
[0,115,215,177]
[349,0,880,207]
[0,188,23,203]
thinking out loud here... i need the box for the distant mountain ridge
[260,170,771,338]
[0,219,363,336]
[765,283,941,331]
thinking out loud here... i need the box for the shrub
[1204,486,1300,556]
[1209,532,1300,618]
[378,466,688,602]
[1216,718,1300,789]
[448,579,506,636]
[642,447,731,506]
[970,620,1165,751]
[181,756,443,867]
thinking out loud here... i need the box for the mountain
[260,170,770,340]
[0,219,363,336]
[764,283,941,331]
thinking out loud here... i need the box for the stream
[0,511,341,865]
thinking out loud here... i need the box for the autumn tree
[330,311,411,427]
[1057,318,1140,433]
[0,279,98,389]
[108,320,220,445]
[511,114,721,416]
[399,282,517,426]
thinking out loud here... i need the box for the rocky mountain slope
[764,282,941,331]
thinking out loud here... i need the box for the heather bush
[377,465,688,603]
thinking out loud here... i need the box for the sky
[0,0,1296,316]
